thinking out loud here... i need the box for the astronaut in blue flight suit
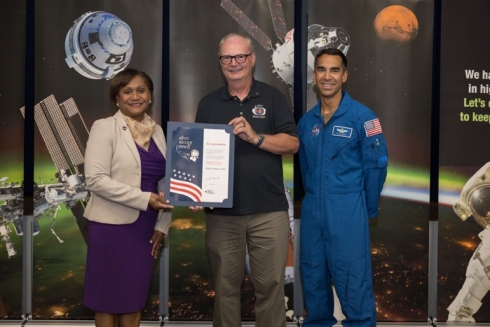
[298,48,388,327]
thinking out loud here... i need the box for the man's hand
[229,117,259,145]
[189,206,213,212]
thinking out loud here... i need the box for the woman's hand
[149,192,174,211]
[150,230,165,258]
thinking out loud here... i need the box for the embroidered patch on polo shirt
[252,105,266,118]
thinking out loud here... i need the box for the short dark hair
[314,48,348,69]
[109,68,154,106]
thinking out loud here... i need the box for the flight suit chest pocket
[326,136,357,162]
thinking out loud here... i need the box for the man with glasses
[193,33,299,327]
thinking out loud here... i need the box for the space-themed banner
[307,0,433,322]
[6,0,489,324]
[437,0,490,323]
[0,1,26,318]
[169,0,297,321]
[169,0,433,323]
[0,0,164,321]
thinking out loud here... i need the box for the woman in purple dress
[83,69,173,327]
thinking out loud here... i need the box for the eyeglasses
[219,53,253,65]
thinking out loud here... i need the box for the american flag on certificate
[364,118,382,137]
[170,170,202,202]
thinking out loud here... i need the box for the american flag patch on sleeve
[364,118,382,137]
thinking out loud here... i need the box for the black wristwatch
[255,133,264,147]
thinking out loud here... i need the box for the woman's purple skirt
[83,139,165,313]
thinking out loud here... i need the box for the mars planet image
[373,5,418,45]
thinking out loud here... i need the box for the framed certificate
[164,122,235,207]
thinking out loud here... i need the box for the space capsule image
[65,11,133,80]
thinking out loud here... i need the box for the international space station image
[65,11,133,80]
[220,0,351,109]
[0,95,90,258]
[2,11,133,251]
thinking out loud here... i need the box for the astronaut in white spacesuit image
[449,162,490,322]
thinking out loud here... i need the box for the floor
[0,320,483,327]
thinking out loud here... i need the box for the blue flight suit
[298,91,388,327]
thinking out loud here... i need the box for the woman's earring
[117,103,120,107]
[149,100,152,104]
